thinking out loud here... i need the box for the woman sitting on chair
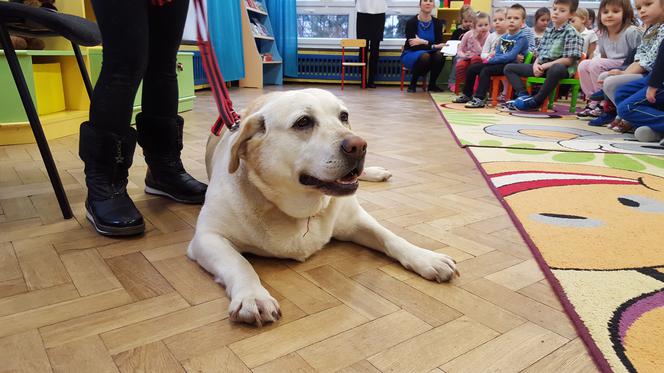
[401,0,446,92]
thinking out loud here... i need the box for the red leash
[192,0,241,135]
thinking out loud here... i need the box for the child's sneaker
[589,90,605,101]
[514,96,541,111]
[453,95,472,104]
[576,106,594,120]
[588,111,616,126]
[465,97,486,108]
[609,119,632,133]
[499,100,519,112]
[588,106,603,118]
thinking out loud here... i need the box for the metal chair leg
[72,42,93,98]
[0,22,73,219]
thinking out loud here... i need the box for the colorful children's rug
[469,148,664,373]
[431,92,664,372]
[430,92,664,156]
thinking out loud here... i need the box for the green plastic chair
[489,51,534,107]
[525,53,586,113]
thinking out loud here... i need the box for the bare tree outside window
[297,14,349,38]
[383,14,410,39]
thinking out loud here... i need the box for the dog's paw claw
[229,288,281,327]
[404,251,458,283]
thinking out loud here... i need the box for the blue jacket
[488,30,530,65]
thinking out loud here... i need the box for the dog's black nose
[341,136,367,159]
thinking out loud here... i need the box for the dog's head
[228,89,365,204]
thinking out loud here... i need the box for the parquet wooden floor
[0,85,600,372]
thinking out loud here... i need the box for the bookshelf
[0,0,195,145]
[240,0,283,88]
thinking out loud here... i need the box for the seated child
[615,36,664,144]
[577,0,641,120]
[571,8,598,58]
[481,7,508,60]
[503,0,583,111]
[453,4,530,108]
[449,6,476,91]
[594,0,664,128]
[533,7,551,49]
[455,12,491,89]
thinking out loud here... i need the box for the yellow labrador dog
[188,89,457,326]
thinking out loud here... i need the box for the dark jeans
[504,63,570,103]
[89,0,190,134]
[411,51,445,88]
[359,39,381,84]
[463,63,507,99]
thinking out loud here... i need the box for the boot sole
[145,186,204,204]
[86,210,145,236]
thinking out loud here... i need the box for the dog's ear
[228,113,265,174]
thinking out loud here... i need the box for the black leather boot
[136,113,207,204]
[79,123,144,236]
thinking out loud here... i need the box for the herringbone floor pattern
[0,85,599,372]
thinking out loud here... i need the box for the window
[383,14,410,39]
[296,0,418,48]
[297,14,349,38]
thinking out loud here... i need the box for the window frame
[297,0,422,49]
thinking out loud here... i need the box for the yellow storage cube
[33,63,66,115]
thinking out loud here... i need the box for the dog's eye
[340,112,349,122]
[293,116,314,130]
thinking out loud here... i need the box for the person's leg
[141,0,190,117]
[532,63,568,103]
[578,59,594,97]
[455,59,470,89]
[587,58,622,95]
[504,63,534,97]
[602,74,643,104]
[89,0,148,134]
[475,64,507,100]
[448,56,458,90]
[617,77,664,134]
[409,52,431,91]
[82,0,149,236]
[428,51,445,90]
[461,62,484,98]
[137,0,207,204]
[367,39,381,87]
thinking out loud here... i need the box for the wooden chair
[489,52,534,106]
[0,2,101,219]
[526,53,586,113]
[340,39,366,90]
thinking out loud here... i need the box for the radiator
[295,51,405,82]
[190,50,411,86]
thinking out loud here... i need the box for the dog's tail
[205,133,221,179]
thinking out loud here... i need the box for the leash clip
[229,120,240,132]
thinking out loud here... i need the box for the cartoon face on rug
[484,124,664,155]
[483,162,664,270]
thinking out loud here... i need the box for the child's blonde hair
[575,8,589,21]
[493,7,507,17]
[460,5,476,21]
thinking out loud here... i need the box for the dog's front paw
[403,250,458,283]
[229,287,281,327]
[360,166,392,182]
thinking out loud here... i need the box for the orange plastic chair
[340,39,366,90]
